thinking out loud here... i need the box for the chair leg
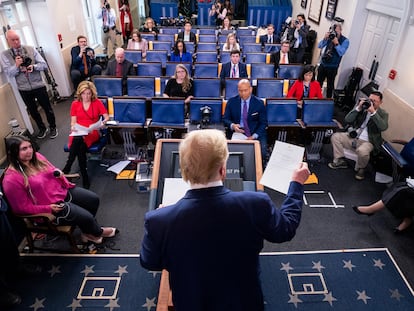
[25,232,35,253]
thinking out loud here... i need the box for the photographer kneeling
[328,91,388,180]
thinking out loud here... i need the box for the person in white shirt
[270,40,295,77]
[222,33,240,52]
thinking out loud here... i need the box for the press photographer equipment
[198,105,213,129]
[37,46,62,104]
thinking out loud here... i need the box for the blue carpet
[12,248,413,310]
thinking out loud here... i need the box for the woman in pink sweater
[3,136,117,244]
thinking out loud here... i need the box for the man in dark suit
[259,24,280,46]
[70,35,102,91]
[140,129,310,311]
[223,79,268,160]
[270,40,296,77]
[176,20,197,43]
[105,47,135,95]
[220,50,248,88]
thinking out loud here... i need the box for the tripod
[37,46,62,104]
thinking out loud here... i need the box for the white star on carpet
[81,265,95,276]
[115,265,128,276]
[48,265,61,277]
[323,291,337,306]
[30,297,46,311]
[343,259,356,272]
[67,298,82,310]
[312,260,325,272]
[280,262,294,273]
[390,288,404,301]
[287,293,302,307]
[148,270,161,278]
[105,298,120,310]
[356,290,371,304]
[142,297,157,310]
[373,258,386,270]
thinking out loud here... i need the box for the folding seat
[266,98,301,143]
[136,62,162,76]
[93,76,123,97]
[189,98,223,125]
[112,96,147,127]
[219,52,231,64]
[185,41,196,54]
[140,33,155,41]
[198,34,217,43]
[263,43,281,53]
[146,50,168,68]
[197,28,217,35]
[165,62,192,77]
[160,27,180,34]
[124,50,142,64]
[150,98,187,134]
[237,28,256,37]
[382,137,414,182]
[193,63,218,78]
[195,51,218,62]
[277,64,304,79]
[256,79,284,98]
[157,34,175,46]
[224,78,241,100]
[193,78,221,98]
[151,41,173,56]
[250,63,275,80]
[245,52,267,64]
[196,42,218,52]
[217,35,228,44]
[240,43,262,54]
[238,35,257,46]
[126,76,155,97]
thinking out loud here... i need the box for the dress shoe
[0,291,21,309]
[101,227,119,238]
[352,206,373,216]
[81,233,103,244]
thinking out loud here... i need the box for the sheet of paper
[107,160,131,175]
[231,132,247,140]
[260,141,305,194]
[162,178,190,206]
[71,117,103,135]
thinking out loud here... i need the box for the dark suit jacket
[105,59,135,94]
[223,94,267,140]
[177,31,197,43]
[259,34,280,45]
[70,45,97,74]
[270,51,296,76]
[220,61,248,81]
[140,183,304,310]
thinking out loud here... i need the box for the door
[356,11,399,89]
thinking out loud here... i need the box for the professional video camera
[199,106,213,129]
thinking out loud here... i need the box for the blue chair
[197,28,216,35]
[195,51,218,62]
[185,41,196,54]
[152,41,173,55]
[150,98,186,128]
[98,96,108,109]
[159,76,169,96]
[165,62,192,77]
[140,33,155,41]
[159,27,180,34]
[237,28,256,37]
[137,62,162,76]
[126,76,155,97]
[112,97,147,127]
[196,42,218,52]
[189,98,223,124]
[238,35,257,46]
[198,34,217,43]
[245,53,267,64]
[240,43,262,54]
[64,129,109,161]
[157,34,175,46]
[146,50,168,67]
[302,99,337,127]
[382,138,414,181]
[224,78,241,100]
[256,79,284,98]
[278,64,304,79]
[266,98,300,142]
[219,52,231,64]
[250,63,275,79]
[93,76,123,97]
[193,63,218,78]
[264,44,281,53]
[193,78,221,97]
[217,35,228,44]
[124,50,142,64]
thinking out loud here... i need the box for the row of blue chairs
[100,96,336,131]
[116,60,303,80]
[93,76,298,99]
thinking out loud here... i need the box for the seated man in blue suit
[259,24,280,46]
[220,49,248,88]
[140,129,310,311]
[223,79,268,161]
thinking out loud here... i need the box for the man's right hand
[291,162,310,185]
[15,55,23,67]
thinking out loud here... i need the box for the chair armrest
[382,141,408,168]
[19,213,56,222]
[390,139,408,146]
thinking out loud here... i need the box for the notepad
[116,170,136,180]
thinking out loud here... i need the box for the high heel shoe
[81,233,103,244]
[352,206,374,216]
[101,227,119,238]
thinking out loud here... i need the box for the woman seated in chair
[127,29,148,58]
[220,16,235,32]
[222,33,240,52]
[163,64,194,114]
[139,17,159,35]
[3,135,118,244]
[353,181,414,233]
[62,81,109,189]
[287,64,323,117]
[170,39,192,63]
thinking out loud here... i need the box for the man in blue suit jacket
[223,79,268,161]
[220,50,248,88]
[140,129,310,311]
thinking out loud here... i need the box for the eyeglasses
[176,70,186,74]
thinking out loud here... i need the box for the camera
[17,56,32,68]
[347,126,358,139]
[361,98,372,110]
[328,25,337,40]
[199,106,212,128]
[294,20,300,25]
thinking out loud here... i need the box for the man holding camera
[328,91,388,180]
[0,30,58,139]
[97,0,118,56]
[317,24,349,98]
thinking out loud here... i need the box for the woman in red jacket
[287,64,323,117]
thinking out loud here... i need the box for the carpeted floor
[10,249,414,310]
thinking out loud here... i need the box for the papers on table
[260,141,305,194]
[231,132,247,140]
[107,160,131,175]
[162,178,190,206]
[69,118,104,136]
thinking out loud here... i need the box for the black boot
[82,171,90,189]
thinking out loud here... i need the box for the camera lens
[361,99,371,110]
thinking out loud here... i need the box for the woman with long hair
[127,29,148,58]
[222,33,240,52]
[119,0,133,43]
[3,135,118,244]
[170,39,192,63]
[62,81,109,189]
[163,63,194,113]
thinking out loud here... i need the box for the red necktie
[82,53,89,75]
[116,62,122,77]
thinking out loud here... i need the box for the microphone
[53,169,63,178]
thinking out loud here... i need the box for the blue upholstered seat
[198,35,217,43]
[136,62,162,76]
[195,51,218,62]
[189,98,223,124]
[240,43,262,54]
[245,53,267,64]
[250,63,275,79]
[165,62,192,77]
[238,35,257,46]
[236,28,256,37]
[266,99,299,127]
[93,76,123,97]
[224,78,241,100]
[193,63,218,78]
[126,77,155,97]
[193,78,221,98]
[152,41,173,55]
[302,99,337,127]
[112,96,147,127]
[278,64,304,79]
[124,50,142,64]
[197,28,217,35]
[264,43,281,53]
[196,42,218,52]
[150,98,186,128]
[146,50,168,67]
[256,79,284,98]
[219,52,231,64]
